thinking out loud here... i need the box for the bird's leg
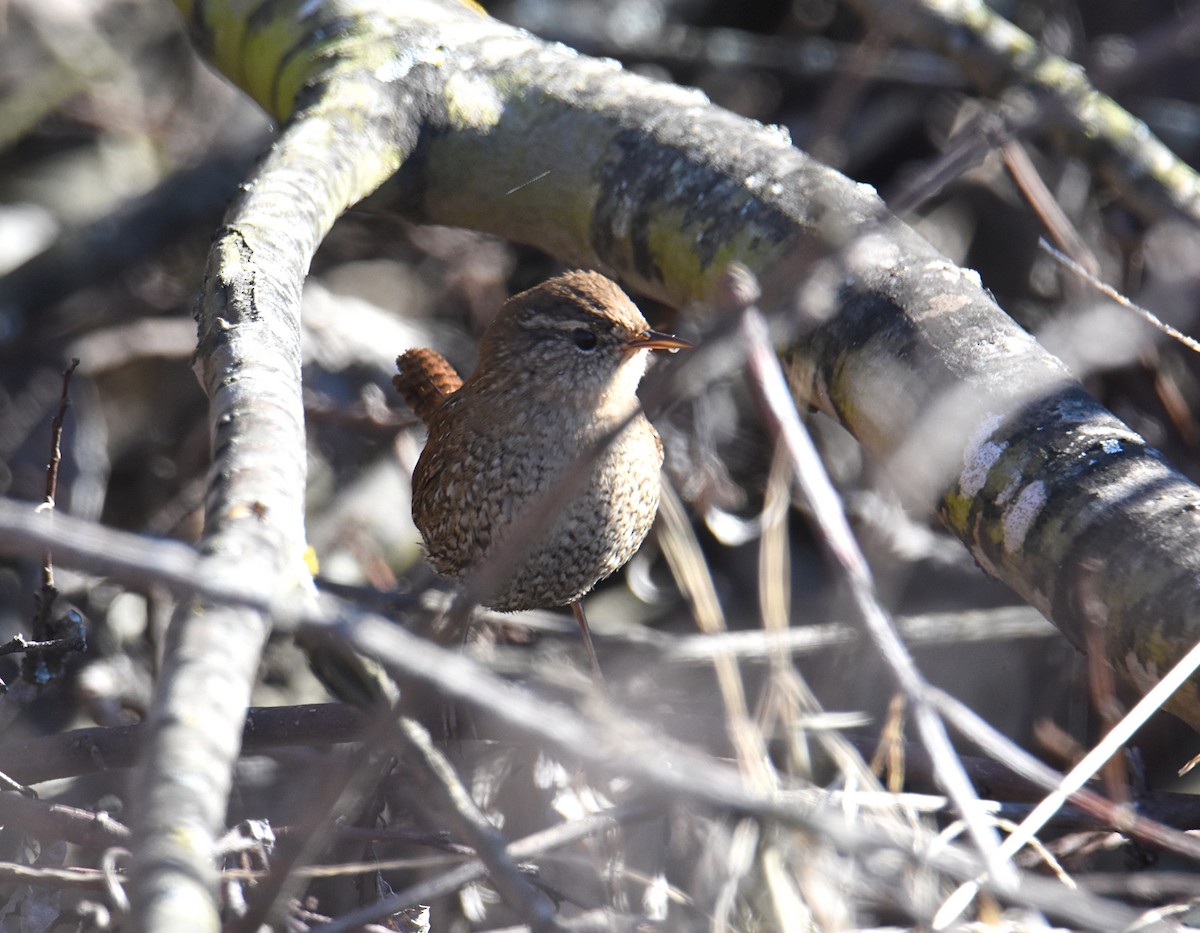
[570,600,604,683]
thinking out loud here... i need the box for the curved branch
[127,14,423,929]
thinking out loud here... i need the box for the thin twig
[0,632,85,658]
[313,802,654,933]
[35,358,80,599]
[230,719,395,933]
[935,630,1200,926]
[1000,136,1099,277]
[0,861,109,888]
[389,716,564,932]
[1079,561,1130,802]
[1040,238,1200,355]
[663,606,1056,662]
[656,479,774,789]
[928,688,1200,860]
[16,359,81,691]
[0,769,34,797]
[739,305,1013,891]
[0,793,130,848]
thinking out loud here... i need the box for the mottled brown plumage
[394,270,688,612]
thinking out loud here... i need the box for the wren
[394,271,688,640]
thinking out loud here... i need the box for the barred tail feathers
[394,348,463,427]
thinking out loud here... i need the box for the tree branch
[126,15,421,926]
[847,0,1200,226]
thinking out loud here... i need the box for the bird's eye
[573,329,598,351]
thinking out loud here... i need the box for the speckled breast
[412,414,664,611]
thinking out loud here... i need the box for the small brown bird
[394,271,688,661]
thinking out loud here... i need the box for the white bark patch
[959,414,1005,497]
[1002,480,1046,553]
[921,291,972,320]
[444,71,504,130]
[796,255,844,323]
[374,45,445,83]
[924,258,982,290]
[960,441,1005,497]
[846,232,901,272]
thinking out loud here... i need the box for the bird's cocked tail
[394,348,464,427]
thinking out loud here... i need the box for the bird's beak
[625,329,692,353]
